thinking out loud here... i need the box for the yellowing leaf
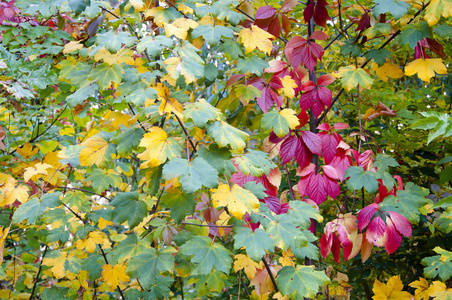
[155,83,183,117]
[101,264,130,289]
[23,163,53,182]
[239,25,274,55]
[424,0,452,26]
[211,184,259,220]
[164,18,199,40]
[129,0,145,10]
[409,277,430,300]
[427,281,452,300]
[333,65,373,91]
[375,60,404,82]
[404,58,447,82]
[279,76,298,98]
[279,109,300,129]
[94,47,135,66]
[63,41,83,54]
[17,143,39,159]
[372,275,413,300]
[178,3,194,14]
[137,127,182,168]
[75,231,108,253]
[234,254,260,279]
[79,135,109,167]
[0,177,29,206]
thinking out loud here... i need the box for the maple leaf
[137,127,182,168]
[421,247,452,281]
[164,18,199,40]
[63,41,83,54]
[404,58,447,82]
[427,281,452,300]
[374,60,404,82]
[424,0,452,26]
[277,265,330,299]
[333,65,374,91]
[75,231,108,253]
[233,254,260,279]
[211,184,259,220]
[206,121,249,151]
[372,275,413,300]
[0,177,29,206]
[409,277,430,300]
[261,109,300,137]
[239,25,274,55]
[279,75,298,98]
[79,134,110,167]
[233,227,275,262]
[101,264,130,289]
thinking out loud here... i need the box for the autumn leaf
[137,127,182,168]
[0,177,29,206]
[233,254,260,279]
[333,65,374,91]
[164,18,198,40]
[279,75,298,98]
[404,58,447,82]
[211,184,259,220]
[79,135,110,167]
[374,60,404,82]
[239,25,275,55]
[426,281,452,300]
[409,277,430,300]
[372,275,413,300]
[23,162,53,182]
[63,41,83,54]
[424,0,452,26]
[75,231,109,253]
[206,121,249,151]
[101,264,130,289]
[17,143,39,159]
[261,109,300,138]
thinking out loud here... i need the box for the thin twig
[175,114,197,159]
[181,222,233,228]
[262,256,278,292]
[29,245,48,300]
[57,186,112,202]
[285,166,296,200]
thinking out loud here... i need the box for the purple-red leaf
[256,6,277,19]
[301,131,322,155]
[357,203,380,231]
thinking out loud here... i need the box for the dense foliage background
[0,0,451,299]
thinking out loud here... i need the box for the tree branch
[29,245,48,300]
[262,256,278,292]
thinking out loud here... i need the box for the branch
[175,114,197,159]
[323,22,354,51]
[181,222,233,228]
[285,166,296,201]
[57,186,112,202]
[262,256,278,292]
[29,245,48,300]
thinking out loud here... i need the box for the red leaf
[317,86,332,107]
[268,16,281,38]
[303,2,315,23]
[298,163,316,177]
[307,174,327,204]
[301,131,322,155]
[299,90,314,110]
[280,135,301,164]
[321,132,338,164]
[320,233,330,258]
[296,140,312,169]
[281,0,298,13]
[265,60,287,73]
[297,172,313,196]
[269,131,289,143]
[317,123,330,131]
[256,6,277,19]
[226,74,245,87]
[387,211,412,238]
[329,154,350,181]
[256,87,274,113]
[300,80,316,91]
[357,203,380,231]
[332,233,341,263]
[317,74,336,86]
[333,122,349,130]
[309,30,328,40]
[311,100,324,118]
[366,216,386,247]
[324,176,340,199]
[281,14,292,35]
[322,165,339,180]
[385,218,402,254]
[296,110,309,128]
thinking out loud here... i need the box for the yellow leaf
[43,252,68,278]
[17,143,39,159]
[23,162,53,182]
[239,25,274,55]
[279,109,300,130]
[0,177,29,206]
[129,0,145,10]
[79,135,109,167]
[144,7,167,26]
[272,292,289,300]
[424,0,452,26]
[63,41,83,54]
[375,60,404,82]
[427,281,452,300]
[178,3,194,14]
[94,47,135,66]
[164,18,198,40]
[0,224,11,262]
[137,127,181,168]
[279,249,295,267]
[101,264,130,289]
[163,56,183,81]
[333,65,374,91]
[234,254,260,279]
[211,184,259,220]
[98,216,114,230]
[404,58,447,82]
[75,231,108,253]
[279,76,298,98]
[155,83,184,117]
[409,277,430,300]
[372,275,413,300]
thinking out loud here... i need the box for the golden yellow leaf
[409,277,430,300]
[75,231,109,253]
[372,275,413,300]
[163,56,183,82]
[164,18,198,40]
[0,177,29,206]
[63,41,83,54]
[375,60,404,82]
[404,58,447,82]
[215,210,232,236]
[17,143,39,159]
[279,76,298,98]
[239,25,274,55]
[279,109,300,130]
[101,264,130,289]
[426,281,452,300]
[178,3,194,14]
[23,162,53,182]
[234,254,260,279]
[94,47,135,66]
[211,184,259,220]
[98,216,114,230]
[279,249,295,267]
[272,292,289,300]
[137,127,181,168]
[0,224,11,262]
[129,0,145,10]
[144,7,166,26]
[425,0,452,26]
[79,135,109,167]
[43,252,68,278]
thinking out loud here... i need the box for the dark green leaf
[233,227,274,261]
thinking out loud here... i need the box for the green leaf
[381,182,430,223]
[234,84,261,105]
[110,192,148,229]
[85,168,122,193]
[13,193,61,224]
[374,154,399,171]
[411,115,440,130]
[237,57,269,76]
[344,166,379,194]
[333,65,373,91]
[365,49,391,66]
[162,157,218,193]
[160,191,196,223]
[219,40,244,59]
[195,271,228,296]
[340,39,363,56]
[263,214,307,250]
[69,0,91,14]
[196,144,235,174]
[261,109,298,138]
[204,63,219,81]
[291,230,319,260]
[127,247,176,289]
[243,181,267,199]
[432,195,452,209]
[422,247,452,281]
[437,208,452,233]
[398,22,433,49]
[112,127,145,157]
[183,99,222,128]
[373,0,410,19]
[191,25,234,45]
[179,235,232,275]
[137,35,173,57]
[375,169,396,190]
[88,63,124,90]
[142,277,174,299]
[434,25,452,38]
[95,31,134,52]
[206,121,249,151]
[58,145,81,167]
[234,150,275,176]
[41,287,71,300]
[66,83,98,107]
[277,265,330,299]
[287,200,323,229]
[111,234,151,264]
[233,227,274,261]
